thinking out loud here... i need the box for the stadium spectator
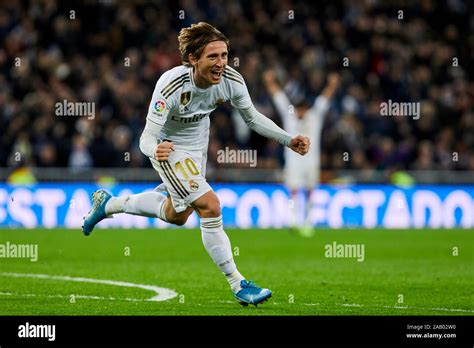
[0,0,472,176]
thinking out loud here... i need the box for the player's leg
[148,149,270,304]
[82,188,172,236]
[286,155,312,229]
[304,188,312,225]
[284,162,301,229]
[191,190,243,291]
[297,188,315,237]
[296,163,316,237]
[304,160,318,227]
[289,188,299,228]
[162,195,194,225]
[104,190,168,220]
[188,151,246,294]
[105,190,194,225]
[192,190,272,305]
[113,152,197,226]
[82,151,197,235]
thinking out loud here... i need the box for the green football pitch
[0,228,472,315]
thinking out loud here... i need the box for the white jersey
[272,90,330,189]
[146,65,252,152]
[272,91,330,163]
[140,65,293,211]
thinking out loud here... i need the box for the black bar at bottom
[0,316,472,346]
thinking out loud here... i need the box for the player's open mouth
[211,70,222,80]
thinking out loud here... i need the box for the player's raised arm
[310,72,341,116]
[320,72,341,100]
[262,69,282,97]
[262,69,294,125]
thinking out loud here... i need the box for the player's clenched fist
[154,141,174,161]
[289,135,311,155]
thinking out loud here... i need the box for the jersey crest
[214,98,226,107]
[180,91,191,106]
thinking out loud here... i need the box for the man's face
[191,41,228,88]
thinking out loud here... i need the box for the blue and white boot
[234,280,272,306]
[82,189,112,236]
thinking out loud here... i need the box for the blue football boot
[82,189,112,236]
[234,280,272,306]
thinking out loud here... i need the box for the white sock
[105,192,168,222]
[200,215,244,293]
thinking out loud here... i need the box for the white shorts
[284,159,319,190]
[150,149,212,213]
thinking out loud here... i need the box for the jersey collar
[190,66,211,93]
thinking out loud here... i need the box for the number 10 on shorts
[175,158,199,179]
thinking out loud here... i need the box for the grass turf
[0,228,472,315]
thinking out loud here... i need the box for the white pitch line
[214,300,473,313]
[0,272,177,302]
[381,305,474,313]
[339,303,363,307]
[300,302,474,313]
[0,291,149,302]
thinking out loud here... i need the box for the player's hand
[289,135,310,155]
[154,141,174,161]
[327,72,340,87]
[262,70,277,85]
[262,70,280,95]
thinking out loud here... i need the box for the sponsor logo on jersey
[153,99,166,116]
[171,113,207,124]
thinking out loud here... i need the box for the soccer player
[263,70,340,236]
[82,22,310,306]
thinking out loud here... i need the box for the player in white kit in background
[82,22,310,306]
[263,70,340,237]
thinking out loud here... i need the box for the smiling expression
[190,41,228,89]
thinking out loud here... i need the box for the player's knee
[167,213,188,226]
[173,217,187,226]
[202,199,221,217]
[191,191,222,218]
[167,207,193,226]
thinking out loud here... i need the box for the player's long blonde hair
[178,22,230,66]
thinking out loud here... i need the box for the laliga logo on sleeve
[153,99,166,117]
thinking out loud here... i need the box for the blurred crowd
[1,0,473,175]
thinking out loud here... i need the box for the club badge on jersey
[179,91,192,114]
[214,98,226,107]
